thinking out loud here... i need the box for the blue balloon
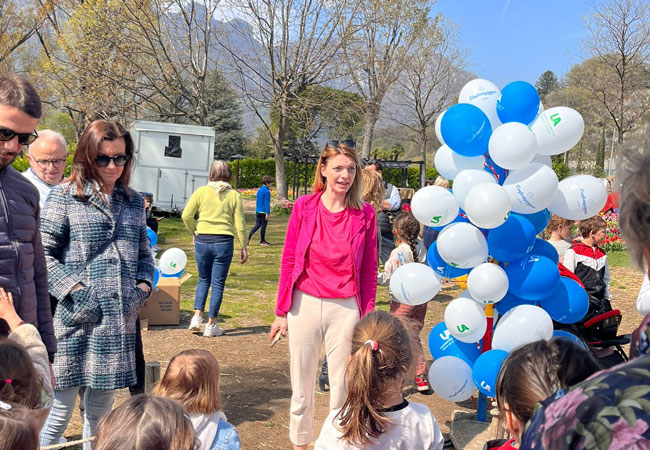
[484,154,508,185]
[496,81,540,124]
[428,322,481,366]
[431,208,470,231]
[153,267,160,287]
[530,238,560,265]
[520,209,551,235]
[506,255,560,301]
[472,349,509,396]
[487,214,536,262]
[147,227,158,247]
[161,268,184,278]
[552,330,587,350]
[441,103,492,157]
[540,277,589,324]
[427,242,472,279]
[494,290,536,315]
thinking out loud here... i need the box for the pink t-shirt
[295,200,356,299]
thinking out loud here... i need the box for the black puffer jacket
[0,167,55,356]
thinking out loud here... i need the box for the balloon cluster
[146,227,188,284]
[412,79,608,402]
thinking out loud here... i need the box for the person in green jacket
[182,160,248,337]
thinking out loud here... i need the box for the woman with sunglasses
[269,140,377,449]
[39,120,154,448]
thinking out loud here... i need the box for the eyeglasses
[0,127,38,146]
[327,140,356,149]
[33,158,66,168]
[95,154,129,167]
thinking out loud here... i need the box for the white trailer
[130,120,215,211]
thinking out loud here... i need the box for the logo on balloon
[550,113,561,126]
[170,262,177,269]
[579,188,588,214]
[452,379,471,398]
[456,324,469,333]
[469,90,498,101]
[480,380,491,393]
[515,185,535,209]
[430,216,442,225]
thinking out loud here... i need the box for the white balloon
[389,263,442,305]
[458,78,502,131]
[428,356,475,402]
[548,175,608,220]
[492,304,553,352]
[467,263,509,304]
[434,144,485,180]
[503,163,559,214]
[464,183,511,229]
[411,186,459,228]
[159,248,188,275]
[435,110,446,145]
[531,154,552,168]
[445,297,487,343]
[488,123,537,170]
[437,222,488,269]
[452,170,497,210]
[532,106,585,156]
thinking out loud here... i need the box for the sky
[435,0,594,88]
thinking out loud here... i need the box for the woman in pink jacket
[269,140,377,450]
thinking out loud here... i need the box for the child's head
[546,215,574,239]
[94,395,196,450]
[0,338,43,410]
[337,310,414,446]
[578,215,607,245]
[262,175,273,186]
[143,193,153,209]
[433,176,449,189]
[496,338,599,443]
[0,404,39,450]
[394,212,420,258]
[153,349,220,414]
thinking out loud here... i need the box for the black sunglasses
[95,154,129,167]
[0,127,39,146]
[327,139,356,149]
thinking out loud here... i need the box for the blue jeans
[40,387,115,450]
[194,236,234,319]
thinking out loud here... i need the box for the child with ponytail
[315,310,443,449]
[377,212,431,393]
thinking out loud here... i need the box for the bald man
[22,129,68,210]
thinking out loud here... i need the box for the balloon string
[483,160,509,184]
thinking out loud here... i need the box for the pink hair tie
[364,340,378,351]
[3,379,12,385]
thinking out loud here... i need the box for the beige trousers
[287,289,360,445]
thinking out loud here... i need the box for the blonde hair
[336,311,414,446]
[153,349,221,414]
[545,214,574,233]
[433,176,449,188]
[362,170,385,211]
[209,160,231,182]
[312,142,364,210]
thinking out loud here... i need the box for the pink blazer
[276,192,377,316]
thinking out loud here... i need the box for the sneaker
[203,323,225,337]
[415,375,434,395]
[260,242,271,247]
[188,315,203,331]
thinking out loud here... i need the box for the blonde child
[486,338,599,449]
[545,215,575,262]
[315,310,444,449]
[153,349,241,450]
[93,396,196,450]
[0,288,53,434]
[377,212,430,393]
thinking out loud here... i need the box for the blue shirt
[255,184,270,214]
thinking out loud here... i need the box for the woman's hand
[136,282,151,294]
[0,288,23,331]
[269,315,288,342]
[240,247,248,264]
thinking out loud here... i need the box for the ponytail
[336,311,414,446]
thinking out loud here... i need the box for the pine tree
[535,70,561,101]
[205,70,245,159]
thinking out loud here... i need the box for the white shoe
[189,315,203,331]
[203,323,225,337]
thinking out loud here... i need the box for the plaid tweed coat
[40,182,154,390]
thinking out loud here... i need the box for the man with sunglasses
[0,74,56,361]
[22,130,69,210]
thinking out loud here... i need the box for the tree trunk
[273,115,289,201]
[419,129,428,188]
[361,105,379,160]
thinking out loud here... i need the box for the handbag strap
[74,201,126,276]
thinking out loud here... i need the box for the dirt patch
[61,267,646,449]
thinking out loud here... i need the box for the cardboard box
[139,273,192,325]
